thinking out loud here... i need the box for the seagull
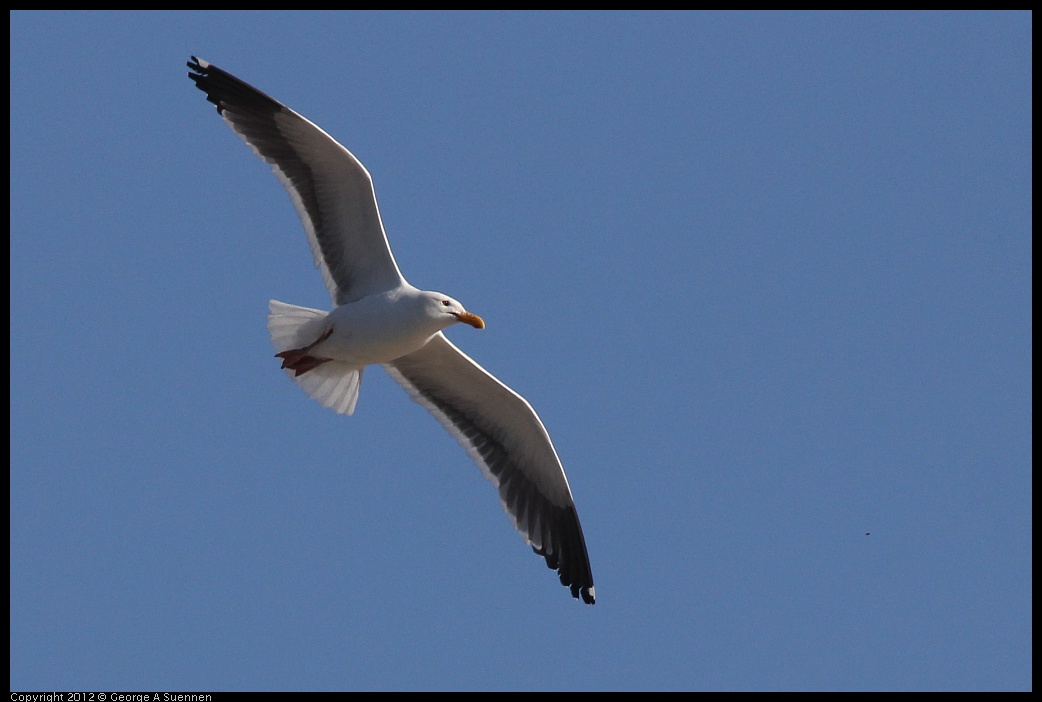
[187,57,595,604]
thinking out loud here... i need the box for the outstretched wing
[386,334,595,604]
[188,57,405,305]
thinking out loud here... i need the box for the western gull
[187,57,595,604]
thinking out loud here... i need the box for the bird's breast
[318,296,437,366]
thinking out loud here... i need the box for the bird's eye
[441,300,451,306]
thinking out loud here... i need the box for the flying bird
[187,57,595,604]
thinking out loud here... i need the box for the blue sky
[9,11,1031,692]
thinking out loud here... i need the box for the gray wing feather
[385,334,595,604]
[188,57,405,305]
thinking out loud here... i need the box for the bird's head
[426,292,485,330]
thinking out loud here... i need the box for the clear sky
[9,11,1031,692]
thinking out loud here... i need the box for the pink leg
[275,328,334,376]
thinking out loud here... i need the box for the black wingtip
[186,55,210,79]
[186,56,225,113]
[539,504,596,605]
[186,56,285,117]
[570,580,596,604]
[533,548,595,604]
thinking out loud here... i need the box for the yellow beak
[454,311,485,329]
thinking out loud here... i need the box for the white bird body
[279,286,481,371]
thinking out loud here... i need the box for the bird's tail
[267,300,364,415]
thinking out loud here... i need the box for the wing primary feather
[385,335,595,604]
